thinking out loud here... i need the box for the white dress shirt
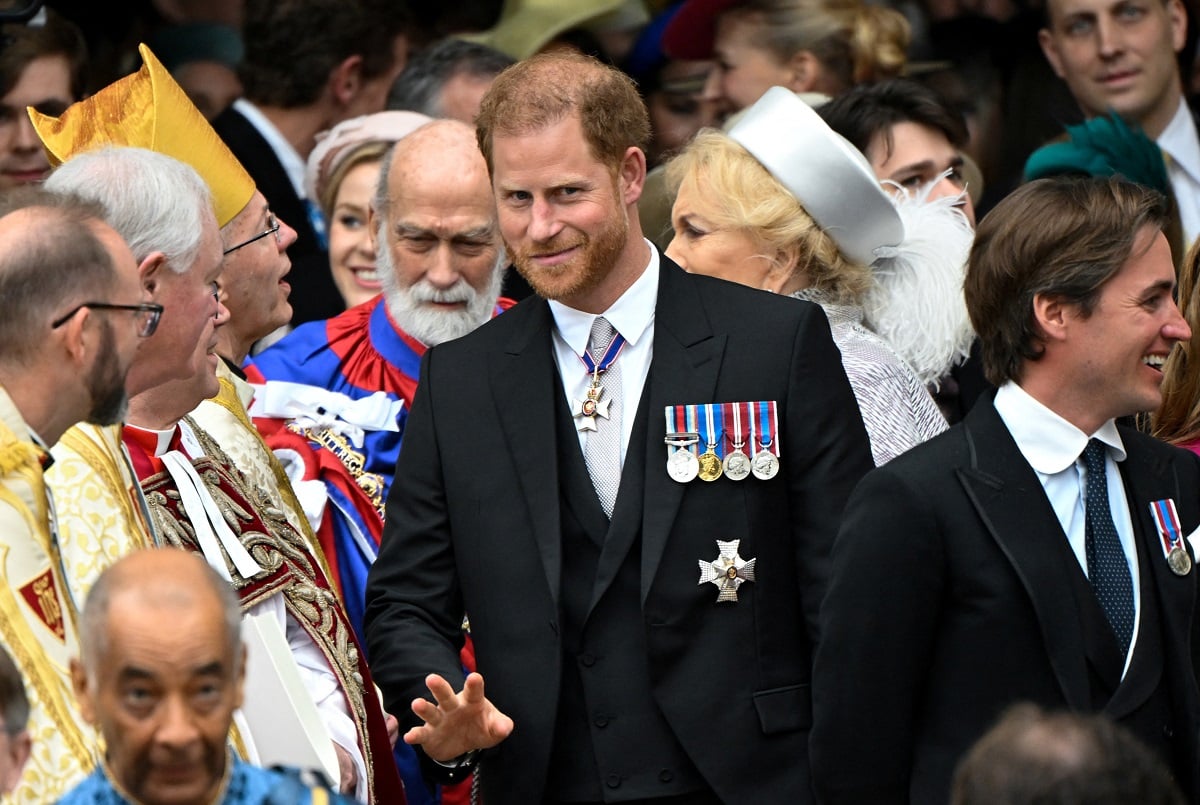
[549,242,659,466]
[994,382,1140,676]
[1159,97,1200,248]
[231,98,308,201]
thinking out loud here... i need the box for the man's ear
[69,658,96,726]
[1037,28,1067,80]
[1033,292,1071,343]
[138,252,169,299]
[367,204,379,253]
[785,50,821,93]
[329,55,364,107]
[0,729,30,792]
[232,642,247,711]
[57,306,91,367]
[619,146,648,207]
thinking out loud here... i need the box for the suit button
[606,774,621,789]
[594,715,609,728]
[579,653,596,667]
[659,769,674,783]
[1163,725,1175,739]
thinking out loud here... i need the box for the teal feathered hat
[1024,111,1170,196]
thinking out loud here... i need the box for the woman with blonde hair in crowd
[305,110,430,309]
[1153,240,1200,452]
[662,0,910,116]
[665,87,974,464]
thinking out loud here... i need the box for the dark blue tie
[1082,439,1135,657]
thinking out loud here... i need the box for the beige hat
[728,86,904,267]
[305,111,433,203]
[459,0,624,60]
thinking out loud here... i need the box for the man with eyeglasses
[0,185,147,801]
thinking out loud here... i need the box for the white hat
[727,86,904,267]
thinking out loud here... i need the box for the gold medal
[697,448,723,482]
[1169,545,1192,576]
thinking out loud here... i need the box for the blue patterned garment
[58,758,357,804]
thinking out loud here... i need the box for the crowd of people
[0,0,1199,803]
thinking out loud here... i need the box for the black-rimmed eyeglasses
[223,212,282,255]
[51,302,164,337]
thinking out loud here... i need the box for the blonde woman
[663,0,910,114]
[665,87,973,464]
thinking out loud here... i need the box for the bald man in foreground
[61,549,358,805]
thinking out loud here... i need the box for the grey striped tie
[584,316,622,518]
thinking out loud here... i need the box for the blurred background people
[819,78,977,225]
[665,87,957,464]
[624,2,719,168]
[0,646,30,796]
[0,8,85,188]
[305,110,432,309]
[146,22,244,121]
[214,0,413,326]
[662,0,910,118]
[387,38,513,123]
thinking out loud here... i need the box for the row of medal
[664,401,781,483]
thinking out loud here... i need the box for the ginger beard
[507,188,630,304]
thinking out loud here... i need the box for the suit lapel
[489,300,564,609]
[957,401,1091,710]
[640,262,726,604]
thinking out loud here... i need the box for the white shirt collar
[993,381,1126,474]
[548,241,659,357]
[232,98,308,200]
[1158,97,1200,185]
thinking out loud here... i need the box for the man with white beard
[247,119,508,647]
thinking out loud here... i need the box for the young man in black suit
[812,175,1200,803]
[364,51,873,804]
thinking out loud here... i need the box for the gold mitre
[30,43,254,227]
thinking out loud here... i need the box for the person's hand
[385,713,400,748]
[405,672,513,762]
[333,742,358,794]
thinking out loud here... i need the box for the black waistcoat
[545,377,705,802]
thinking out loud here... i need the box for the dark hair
[0,186,116,365]
[239,0,409,108]
[476,51,650,175]
[964,175,1168,386]
[0,9,88,99]
[951,704,1185,805]
[0,646,27,737]
[387,37,514,118]
[818,78,968,164]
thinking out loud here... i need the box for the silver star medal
[698,539,756,602]
[572,372,611,432]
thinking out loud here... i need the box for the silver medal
[667,447,699,483]
[723,448,751,481]
[751,449,780,480]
